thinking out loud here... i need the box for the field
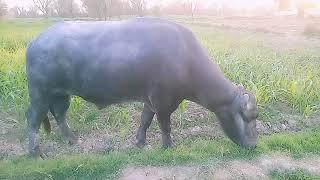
[0,17,320,179]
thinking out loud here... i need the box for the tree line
[0,0,318,19]
[0,0,151,19]
[0,0,212,20]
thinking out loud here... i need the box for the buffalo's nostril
[247,145,257,149]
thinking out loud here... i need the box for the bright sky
[4,0,32,8]
[4,0,82,8]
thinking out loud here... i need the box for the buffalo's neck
[188,60,236,112]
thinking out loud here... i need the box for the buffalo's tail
[42,116,51,134]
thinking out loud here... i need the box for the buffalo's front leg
[136,104,155,148]
[157,112,174,148]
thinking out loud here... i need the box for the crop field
[0,17,320,179]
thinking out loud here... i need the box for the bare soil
[119,154,320,180]
[0,102,318,160]
[181,16,320,51]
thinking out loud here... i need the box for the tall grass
[0,19,320,128]
[0,20,51,120]
[193,26,320,116]
[0,18,320,179]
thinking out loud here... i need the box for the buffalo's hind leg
[26,97,49,158]
[136,104,155,148]
[50,95,78,145]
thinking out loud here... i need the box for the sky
[4,0,82,8]
[4,0,32,8]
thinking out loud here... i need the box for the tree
[54,0,79,18]
[130,0,146,16]
[33,0,53,17]
[296,0,316,18]
[11,5,39,18]
[275,0,292,11]
[187,0,198,19]
[11,6,27,17]
[0,0,7,17]
[82,0,106,20]
[150,5,161,16]
[81,0,125,20]
[27,5,40,17]
[163,1,188,15]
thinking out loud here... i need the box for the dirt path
[119,154,320,180]
[179,16,320,51]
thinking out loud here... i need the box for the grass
[191,26,320,117]
[271,168,320,180]
[0,18,320,179]
[0,20,52,121]
[0,128,319,179]
[0,18,320,130]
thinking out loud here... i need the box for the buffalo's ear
[240,93,258,120]
[240,93,250,110]
[237,84,245,90]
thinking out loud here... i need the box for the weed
[271,168,319,180]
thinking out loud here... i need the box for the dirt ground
[181,16,319,36]
[179,16,320,51]
[119,154,320,180]
[1,101,319,159]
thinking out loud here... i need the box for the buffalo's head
[215,86,258,148]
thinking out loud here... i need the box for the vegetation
[1,19,320,126]
[0,18,320,179]
[271,168,320,180]
[0,129,320,179]
[190,25,320,116]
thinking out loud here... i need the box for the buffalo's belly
[54,75,149,107]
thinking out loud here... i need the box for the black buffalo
[26,18,258,157]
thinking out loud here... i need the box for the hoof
[68,137,81,145]
[29,151,47,160]
[67,132,81,145]
[136,140,146,149]
[162,142,175,149]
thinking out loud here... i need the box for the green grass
[0,128,319,179]
[271,168,320,180]
[191,26,320,116]
[1,18,319,132]
[0,20,53,121]
[1,18,320,179]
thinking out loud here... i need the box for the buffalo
[25,17,258,157]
